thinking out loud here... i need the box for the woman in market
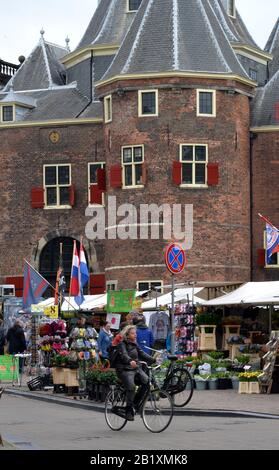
[113,325,156,421]
[6,320,27,372]
[97,321,113,362]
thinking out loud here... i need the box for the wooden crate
[222,325,241,350]
[248,382,260,394]
[238,382,249,394]
[64,369,79,387]
[52,367,65,385]
[198,325,216,351]
[228,344,242,360]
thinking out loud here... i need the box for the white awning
[142,288,205,309]
[204,281,279,306]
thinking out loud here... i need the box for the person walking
[133,315,154,355]
[0,319,5,355]
[6,320,27,372]
[113,325,155,421]
[97,321,113,362]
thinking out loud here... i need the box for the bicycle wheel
[164,367,194,407]
[141,388,173,433]
[105,387,128,431]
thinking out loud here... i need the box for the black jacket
[6,325,26,354]
[115,340,155,371]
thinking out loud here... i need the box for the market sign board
[0,356,19,381]
[107,290,136,313]
[44,306,59,319]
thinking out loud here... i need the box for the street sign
[165,243,186,275]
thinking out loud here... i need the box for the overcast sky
[1,0,278,63]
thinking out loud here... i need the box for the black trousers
[117,368,149,410]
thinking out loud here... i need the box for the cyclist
[113,325,156,421]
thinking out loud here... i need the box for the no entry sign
[165,243,186,275]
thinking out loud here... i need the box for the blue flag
[23,261,48,310]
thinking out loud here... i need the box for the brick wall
[99,77,252,288]
[0,123,105,279]
[252,131,279,280]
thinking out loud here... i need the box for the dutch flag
[70,240,83,306]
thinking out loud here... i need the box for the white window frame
[106,280,118,291]
[180,143,208,188]
[264,231,279,268]
[88,162,106,206]
[43,163,72,209]
[138,89,158,117]
[122,145,145,189]
[104,95,112,123]
[137,280,163,293]
[197,89,216,117]
[1,104,15,122]
[127,0,142,12]
[227,0,236,18]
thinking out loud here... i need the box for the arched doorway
[39,237,89,297]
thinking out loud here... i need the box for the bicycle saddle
[167,355,178,361]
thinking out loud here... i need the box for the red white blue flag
[23,261,48,310]
[70,240,83,305]
[266,223,279,262]
[80,242,89,290]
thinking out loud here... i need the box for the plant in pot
[230,372,240,391]
[194,375,208,390]
[207,373,218,390]
[98,370,118,402]
[216,371,232,390]
[85,369,101,400]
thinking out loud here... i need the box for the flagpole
[258,213,279,231]
[68,240,75,315]
[23,259,79,312]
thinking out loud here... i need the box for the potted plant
[216,371,232,390]
[238,371,261,394]
[230,373,240,391]
[194,375,208,390]
[207,373,218,390]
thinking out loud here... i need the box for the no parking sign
[165,243,186,275]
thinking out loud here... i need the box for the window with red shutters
[110,165,122,188]
[69,185,75,207]
[97,168,106,191]
[141,162,147,185]
[207,163,219,186]
[90,185,103,205]
[31,188,45,208]
[5,276,24,297]
[90,273,106,294]
[257,249,266,267]
[172,161,182,185]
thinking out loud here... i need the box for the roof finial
[65,36,70,51]
[40,28,45,38]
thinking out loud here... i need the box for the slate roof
[265,18,279,79]
[76,0,137,50]
[4,37,68,92]
[100,0,249,83]
[211,0,259,49]
[251,70,279,127]
[0,87,93,121]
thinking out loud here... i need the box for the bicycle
[152,350,194,408]
[105,362,174,433]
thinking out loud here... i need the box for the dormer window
[127,0,142,12]
[228,0,236,18]
[1,105,14,122]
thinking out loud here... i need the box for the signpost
[165,243,186,354]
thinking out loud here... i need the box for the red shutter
[141,162,147,185]
[257,249,266,267]
[97,168,106,191]
[90,273,106,294]
[207,163,219,186]
[90,185,103,205]
[69,185,75,206]
[172,161,182,185]
[110,165,122,188]
[5,276,24,297]
[275,103,279,122]
[31,188,44,208]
